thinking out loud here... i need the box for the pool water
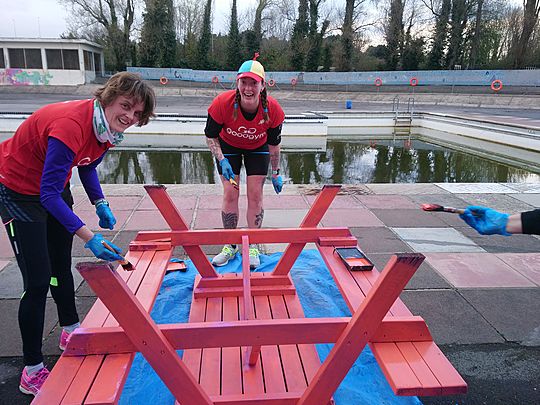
[97,140,540,185]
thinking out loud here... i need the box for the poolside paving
[0,182,539,404]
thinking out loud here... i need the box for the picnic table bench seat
[318,245,467,396]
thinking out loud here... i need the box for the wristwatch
[94,198,109,207]
[272,168,280,176]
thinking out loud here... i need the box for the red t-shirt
[0,99,110,195]
[207,90,285,149]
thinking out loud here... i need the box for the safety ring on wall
[491,79,503,92]
[291,78,297,86]
[374,77,383,87]
[159,76,168,85]
[410,77,418,87]
[268,79,276,87]
[211,76,219,84]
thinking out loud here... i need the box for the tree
[197,0,213,69]
[305,0,329,71]
[253,0,271,54]
[513,0,540,67]
[426,0,451,69]
[289,0,310,70]
[60,0,137,71]
[139,0,177,67]
[175,0,203,68]
[341,0,355,71]
[445,0,473,69]
[468,0,485,68]
[384,0,405,70]
[227,0,243,70]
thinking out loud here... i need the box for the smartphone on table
[334,247,374,271]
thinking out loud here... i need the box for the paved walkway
[0,182,539,404]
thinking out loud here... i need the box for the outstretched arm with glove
[460,206,540,236]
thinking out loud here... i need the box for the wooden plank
[272,185,340,276]
[77,261,212,405]
[299,253,424,404]
[196,274,292,288]
[33,250,146,405]
[59,355,104,405]
[413,341,468,395]
[268,295,307,392]
[396,342,442,396]
[171,227,352,246]
[221,293,242,396]
[240,294,265,396]
[144,184,217,278]
[210,391,302,405]
[254,295,287,394]
[317,236,358,246]
[370,342,425,396]
[199,297,222,396]
[194,285,297,298]
[84,250,171,404]
[129,241,172,251]
[182,279,206,381]
[283,295,322,384]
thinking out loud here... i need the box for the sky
[0,0,524,39]
[0,0,260,38]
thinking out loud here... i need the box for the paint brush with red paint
[421,203,466,215]
[101,241,136,271]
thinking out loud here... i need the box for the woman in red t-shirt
[205,56,285,269]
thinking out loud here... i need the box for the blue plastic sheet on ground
[120,250,422,405]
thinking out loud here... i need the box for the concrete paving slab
[0,298,58,357]
[321,208,384,227]
[193,209,249,229]
[425,252,536,288]
[138,194,199,210]
[305,194,364,208]
[495,253,540,286]
[407,193,470,208]
[350,227,412,253]
[197,194,247,209]
[263,195,311,209]
[459,225,540,253]
[366,183,446,194]
[436,183,518,194]
[430,211,468,227]
[262,209,309,228]
[373,209,449,227]
[76,196,143,211]
[509,193,540,207]
[124,209,194,230]
[0,231,13,258]
[368,253,451,290]
[76,209,132,231]
[460,289,540,346]
[0,260,9,273]
[393,227,484,253]
[400,290,504,344]
[502,183,540,193]
[455,193,535,212]
[356,194,418,209]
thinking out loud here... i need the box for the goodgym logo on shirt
[226,126,266,140]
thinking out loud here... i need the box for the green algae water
[97,140,540,184]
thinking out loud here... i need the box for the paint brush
[229,177,239,190]
[101,241,135,271]
[421,203,466,215]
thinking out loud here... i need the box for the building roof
[0,37,102,50]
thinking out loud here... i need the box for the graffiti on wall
[0,69,53,85]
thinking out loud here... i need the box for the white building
[0,38,104,86]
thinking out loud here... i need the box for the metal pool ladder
[392,97,415,141]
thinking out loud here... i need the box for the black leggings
[0,184,78,366]
[216,138,270,176]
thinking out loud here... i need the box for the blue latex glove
[272,175,283,194]
[95,200,116,230]
[459,206,511,236]
[84,234,124,261]
[219,158,234,181]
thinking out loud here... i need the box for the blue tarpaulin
[120,250,421,405]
